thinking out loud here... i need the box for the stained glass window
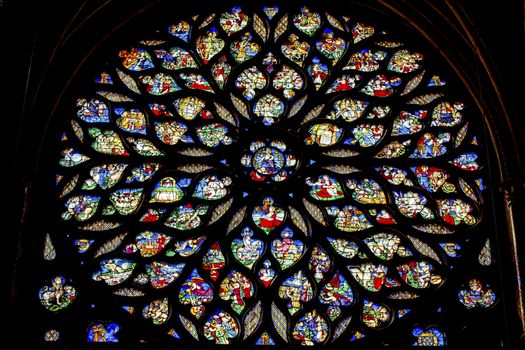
[38,3,503,347]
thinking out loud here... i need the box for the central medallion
[253,147,285,175]
[241,139,298,182]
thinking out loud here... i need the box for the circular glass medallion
[253,147,285,175]
[241,139,298,183]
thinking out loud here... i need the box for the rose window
[44,5,493,347]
